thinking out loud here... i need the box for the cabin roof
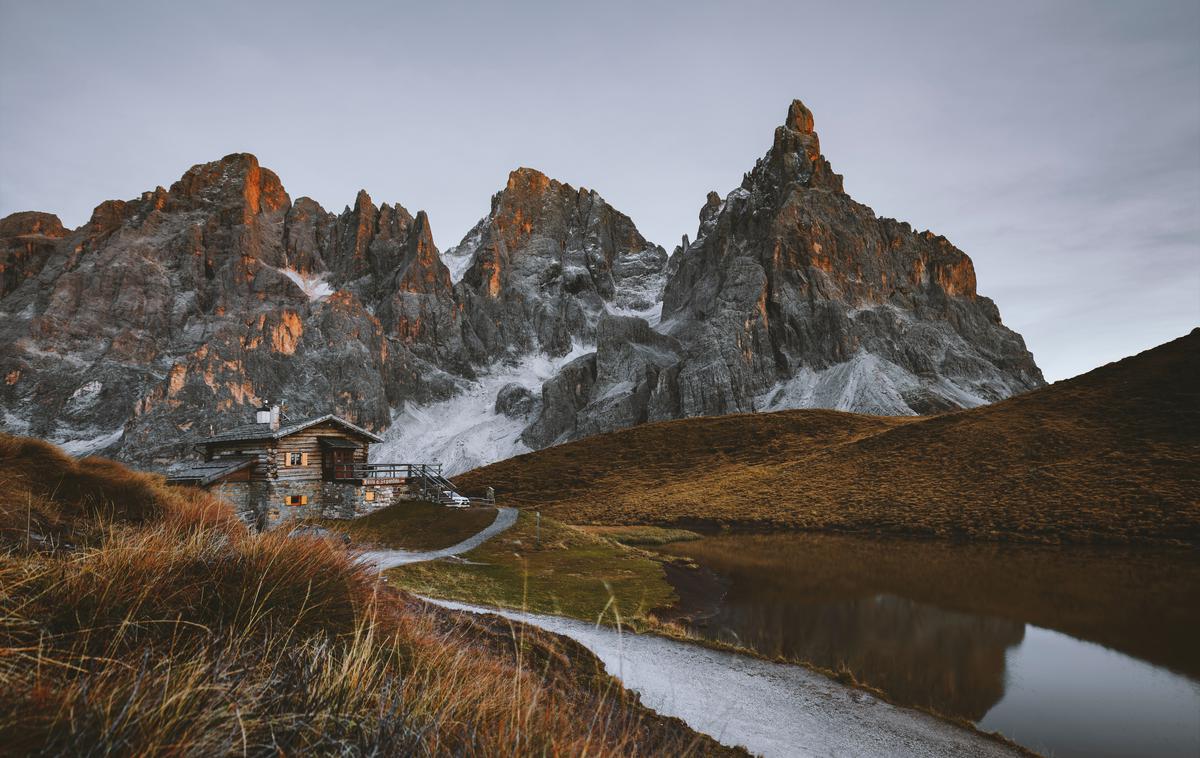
[204,414,384,445]
[166,456,255,486]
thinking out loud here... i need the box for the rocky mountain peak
[167,152,290,220]
[353,188,374,212]
[0,211,65,238]
[750,99,844,194]
[505,166,553,193]
[449,167,667,358]
[0,212,68,298]
[786,98,816,134]
[325,187,436,292]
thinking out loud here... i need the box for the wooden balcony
[327,462,443,486]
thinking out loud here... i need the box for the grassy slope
[0,434,739,757]
[314,500,497,550]
[455,330,1200,544]
[386,511,677,625]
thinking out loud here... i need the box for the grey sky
[2,0,1197,382]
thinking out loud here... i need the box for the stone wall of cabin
[209,480,256,525]
[210,480,415,530]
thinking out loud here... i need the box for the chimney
[255,402,281,429]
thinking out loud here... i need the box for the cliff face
[452,167,668,359]
[0,100,1043,471]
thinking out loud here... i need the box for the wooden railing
[329,462,442,481]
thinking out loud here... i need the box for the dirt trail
[356,506,517,569]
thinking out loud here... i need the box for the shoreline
[425,597,1030,758]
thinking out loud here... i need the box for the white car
[442,490,470,508]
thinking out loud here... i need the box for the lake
[652,533,1200,757]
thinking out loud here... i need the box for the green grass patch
[385,511,676,626]
[578,525,704,546]
[314,500,497,551]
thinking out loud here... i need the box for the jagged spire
[786,99,815,134]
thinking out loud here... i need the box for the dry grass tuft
[0,434,739,757]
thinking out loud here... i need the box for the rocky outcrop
[454,168,668,359]
[1,101,1043,470]
[0,212,67,299]
[495,383,536,418]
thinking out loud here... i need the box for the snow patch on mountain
[67,380,103,409]
[605,300,664,330]
[440,220,485,284]
[56,426,125,457]
[275,267,334,302]
[372,342,593,477]
[757,352,990,416]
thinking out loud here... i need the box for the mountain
[0,153,459,464]
[0,100,1042,471]
[454,329,1200,545]
[522,100,1043,450]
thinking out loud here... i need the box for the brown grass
[385,510,677,625]
[313,499,498,550]
[579,525,705,546]
[456,330,1200,544]
[0,434,741,757]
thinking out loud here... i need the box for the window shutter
[282,453,290,467]
[300,452,309,467]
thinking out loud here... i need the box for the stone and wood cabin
[168,404,451,529]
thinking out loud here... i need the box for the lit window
[364,491,375,502]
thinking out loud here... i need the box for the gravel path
[428,599,1024,758]
[355,506,518,570]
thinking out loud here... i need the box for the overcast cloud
[2,0,1197,381]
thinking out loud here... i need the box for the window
[284,452,307,466]
[284,495,308,506]
[364,491,375,502]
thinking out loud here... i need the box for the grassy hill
[456,330,1200,544]
[0,434,736,756]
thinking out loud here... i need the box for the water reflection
[654,533,1200,757]
[702,591,1024,719]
